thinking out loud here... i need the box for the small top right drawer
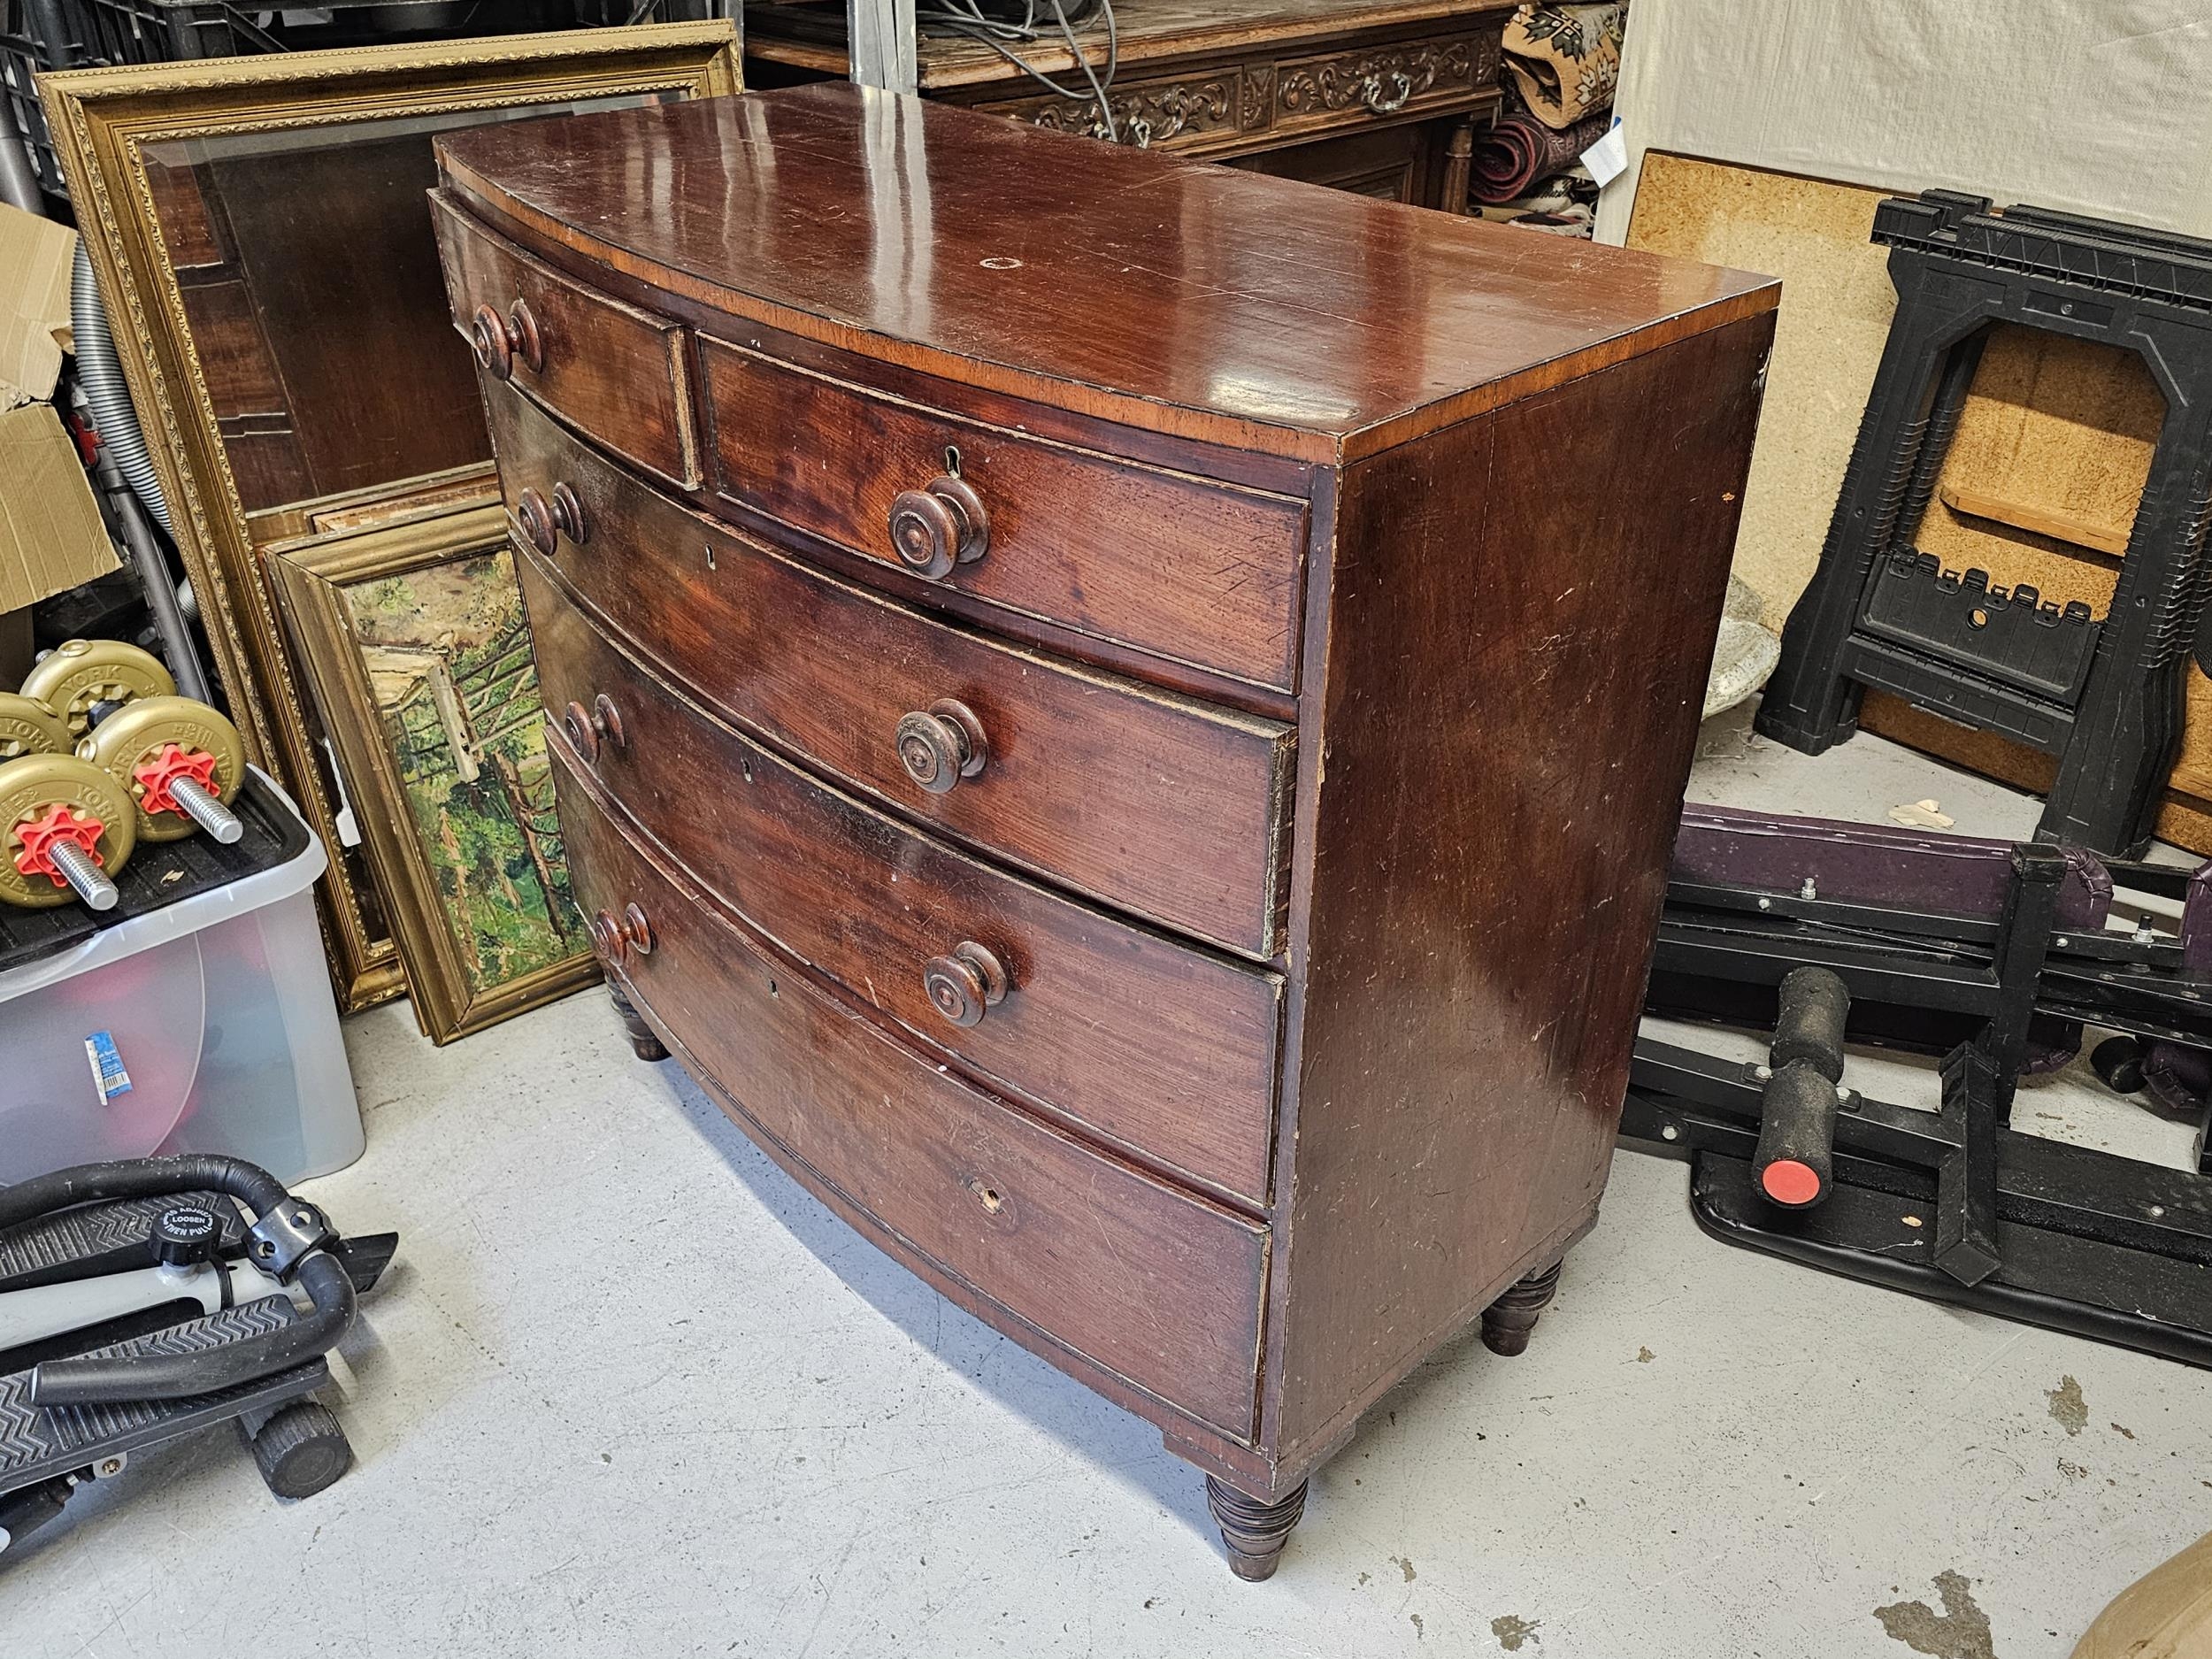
[698,336,1310,694]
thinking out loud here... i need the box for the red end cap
[133,742,219,819]
[12,803,105,887]
[1761,1159,1824,1207]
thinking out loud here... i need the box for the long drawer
[697,336,1309,693]
[433,193,700,487]
[488,381,1294,956]
[558,756,1269,1439]
[525,552,1282,1204]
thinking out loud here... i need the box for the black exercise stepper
[1756,189,2212,857]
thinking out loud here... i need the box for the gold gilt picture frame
[265,507,597,1043]
[39,24,741,1013]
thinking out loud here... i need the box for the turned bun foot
[1481,1258,1563,1356]
[1205,1475,1309,1580]
[607,978,669,1062]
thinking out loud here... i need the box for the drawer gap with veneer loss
[699,336,1310,693]
[558,755,1269,1440]
[487,384,1295,956]
[526,554,1283,1206]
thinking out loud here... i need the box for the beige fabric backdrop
[1594,0,2212,248]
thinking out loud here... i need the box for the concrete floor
[8,703,2210,1657]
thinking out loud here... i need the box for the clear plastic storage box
[0,769,362,1187]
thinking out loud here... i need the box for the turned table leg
[606,975,668,1062]
[1481,1258,1563,1356]
[1206,1475,1309,1581]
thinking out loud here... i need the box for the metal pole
[168,776,242,844]
[847,0,918,93]
[44,838,119,910]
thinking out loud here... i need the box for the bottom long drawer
[555,750,1268,1440]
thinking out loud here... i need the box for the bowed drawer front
[484,381,1294,956]
[557,767,1269,1440]
[522,551,1284,1205]
[699,338,1310,691]
[431,194,699,487]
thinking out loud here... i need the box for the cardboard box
[0,202,119,614]
[0,201,74,409]
[0,403,119,612]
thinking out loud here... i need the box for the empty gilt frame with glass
[39,23,742,1013]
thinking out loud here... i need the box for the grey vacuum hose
[0,1156,359,1408]
[71,242,172,535]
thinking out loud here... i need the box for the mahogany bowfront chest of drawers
[434,84,1775,1578]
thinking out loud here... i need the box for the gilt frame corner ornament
[37,22,741,1011]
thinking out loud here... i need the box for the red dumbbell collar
[13,804,106,887]
[134,742,220,819]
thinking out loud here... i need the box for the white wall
[1595,0,2212,245]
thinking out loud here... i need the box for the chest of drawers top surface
[434,82,1770,460]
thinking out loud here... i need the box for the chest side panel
[1270,313,1776,1462]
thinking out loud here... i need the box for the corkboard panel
[1939,327,2162,557]
[1624,155,1893,632]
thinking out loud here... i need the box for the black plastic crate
[0,769,310,976]
[2,1,716,204]
[2,0,280,202]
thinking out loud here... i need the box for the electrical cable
[916,0,1119,141]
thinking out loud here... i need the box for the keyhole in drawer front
[943,444,962,477]
[968,1178,1003,1215]
[741,758,753,784]
[703,542,717,572]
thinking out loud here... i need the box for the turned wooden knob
[895,698,987,794]
[518,482,587,557]
[590,902,653,963]
[887,475,987,580]
[561,693,625,763]
[924,941,1008,1027]
[471,297,544,379]
[507,297,544,373]
[471,303,513,379]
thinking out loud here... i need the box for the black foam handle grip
[1770,965,1849,1081]
[1754,1060,1839,1210]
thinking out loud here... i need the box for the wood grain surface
[701,336,1309,690]
[524,556,1285,1204]
[487,384,1296,956]
[1269,315,1775,1463]
[436,87,1777,460]
[433,193,699,487]
[559,752,1269,1438]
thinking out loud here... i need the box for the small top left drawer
[432,192,700,488]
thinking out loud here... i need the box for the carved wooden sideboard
[434,85,1775,1577]
[743,0,1516,209]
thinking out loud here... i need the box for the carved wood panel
[972,24,1501,159]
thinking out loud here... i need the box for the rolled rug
[1469,111,1609,204]
[1502,3,1626,129]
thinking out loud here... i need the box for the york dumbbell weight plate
[0,694,70,762]
[0,754,137,909]
[19,640,177,738]
[77,696,245,844]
